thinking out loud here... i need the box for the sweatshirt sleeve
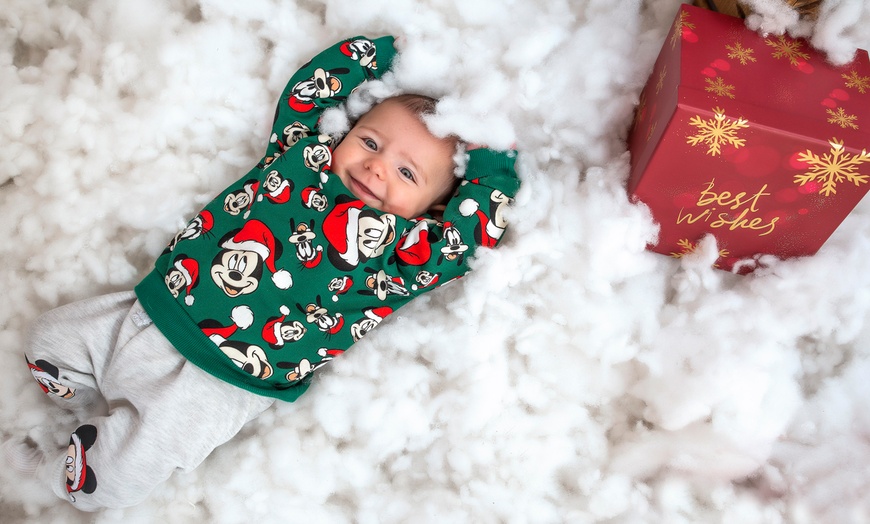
[388,148,521,291]
[261,35,397,165]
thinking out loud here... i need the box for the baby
[4,35,520,510]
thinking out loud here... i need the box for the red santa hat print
[221,220,293,289]
[288,95,315,113]
[396,220,433,266]
[318,347,345,359]
[196,210,214,235]
[365,306,392,324]
[301,185,328,211]
[174,257,200,305]
[301,186,318,207]
[258,173,293,205]
[329,276,353,295]
[459,198,498,248]
[322,198,365,269]
[262,182,292,204]
[65,424,98,502]
[262,305,291,348]
[201,306,254,345]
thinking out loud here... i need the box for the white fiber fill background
[2,0,869,522]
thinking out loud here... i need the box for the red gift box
[627,4,870,273]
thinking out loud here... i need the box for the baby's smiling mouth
[349,176,379,202]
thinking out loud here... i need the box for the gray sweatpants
[24,291,275,511]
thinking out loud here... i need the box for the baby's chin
[334,174,381,211]
[332,172,427,219]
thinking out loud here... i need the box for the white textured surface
[2,0,869,521]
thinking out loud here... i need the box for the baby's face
[331,99,456,220]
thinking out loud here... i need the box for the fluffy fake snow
[2,0,870,522]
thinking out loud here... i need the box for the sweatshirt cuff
[464,148,521,196]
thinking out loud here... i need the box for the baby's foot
[2,436,45,476]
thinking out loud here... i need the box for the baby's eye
[363,138,377,151]
[399,167,415,182]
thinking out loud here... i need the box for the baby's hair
[387,93,439,117]
[345,93,439,132]
[382,93,460,149]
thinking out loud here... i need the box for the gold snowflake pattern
[656,66,667,94]
[704,77,736,99]
[765,36,810,66]
[671,11,695,49]
[826,107,858,130]
[670,239,730,267]
[842,70,870,94]
[634,92,647,128]
[647,122,657,142]
[725,42,756,65]
[794,138,870,196]
[687,107,750,156]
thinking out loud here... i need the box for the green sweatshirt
[135,35,521,401]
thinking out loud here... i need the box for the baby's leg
[24,291,140,417]
[38,300,274,510]
[5,292,135,491]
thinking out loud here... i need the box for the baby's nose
[367,157,387,179]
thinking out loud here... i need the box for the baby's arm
[261,36,397,165]
[388,147,521,292]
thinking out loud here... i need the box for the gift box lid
[671,5,870,144]
[631,3,870,193]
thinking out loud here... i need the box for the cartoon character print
[276,358,323,384]
[288,219,323,269]
[459,189,511,248]
[360,267,409,301]
[220,340,273,379]
[437,222,469,265]
[199,306,272,379]
[165,254,199,306]
[340,38,378,72]
[413,270,441,290]
[199,305,254,343]
[258,170,295,205]
[224,180,259,218]
[328,276,353,301]
[65,424,98,503]
[350,306,393,342]
[260,118,314,168]
[323,195,397,271]
[277,347,346,384]
[165,211,214,253]
[297,296,344,336]
[27,357,75,399]
[301,186,328,212]
[210,220,293,297]
[391,219,436,266]
[270,121,312,154]
[318,347,345,360]
[261,305,307,349]
[287,67,350,113]
[302,135,333,173]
